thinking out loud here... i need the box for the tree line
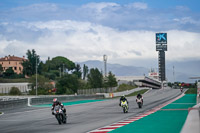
[0,49,118,95]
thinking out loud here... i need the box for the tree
[3,67,15,77]
[87,68,103,88]
[104,71,118,87]
[83,64,89,80]
[49,56,75,72]
[28,74,53,95]
[56,74,79,94]
[22,49,40,76]
[107,71,118,87]
[9,87,22,95]
[73,64,82,78]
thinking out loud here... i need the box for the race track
[0,88,182,133]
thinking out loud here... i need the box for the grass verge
[185,88,197,94]
[125,89,149,97]
[115,84,137,92]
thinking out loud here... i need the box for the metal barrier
[0,95,105,109]
[30,95,105,105]
[0,99,27,109]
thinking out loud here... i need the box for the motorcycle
[121,100,128,113]
[53,105,67,125]
[136,98,143,108]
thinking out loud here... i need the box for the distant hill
[78,60,199,83]
[79,60,149,76]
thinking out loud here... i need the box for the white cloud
[176,6,190,11]
[128,2,148,10]
[12,3,58,12]
[173,17,199,25]
[0,20,200,65]
[82,2,120,13]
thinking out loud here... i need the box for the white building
[0,83,31,94]
[149,68,159,80]
[116,76,161,89]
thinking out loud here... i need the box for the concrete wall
[181,103,200,133]
[98,87,151,98]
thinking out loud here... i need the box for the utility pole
[59,67,61,77]
[36,55,38,96]
[103,55,107,77]
[173,66,175,83]
[63,64,64,76]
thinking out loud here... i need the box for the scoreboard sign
[156,33,167,44]
[156,44,167,51]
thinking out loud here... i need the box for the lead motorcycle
[52,105,67,125]
[136,97,143,108]
[121,100,129,113]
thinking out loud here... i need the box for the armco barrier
[0,99,28,109]
[30,95,105,105]
[0,95,105,109]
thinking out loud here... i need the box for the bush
[9,87,22,95]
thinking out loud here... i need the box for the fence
[77,87,117,95]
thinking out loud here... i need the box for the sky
[0,0,200,68]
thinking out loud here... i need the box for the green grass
[0,112,2,114]
[185,88,197,94]
[32,99,105,107]
[115,84,137,92]
[110,94,196,133]
[125,89,149,97]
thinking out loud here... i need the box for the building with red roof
[0,55,27,74]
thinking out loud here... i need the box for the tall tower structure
[103,55,107,77]
[156,33,167,82]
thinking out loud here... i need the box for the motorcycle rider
[180,87,183,92]
[136,93,143,104]
[119,95,128,106]
[51,98,66,116]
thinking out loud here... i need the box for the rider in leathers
[119,95,129,106]
[136,93,143,104]
[51,98,66,116]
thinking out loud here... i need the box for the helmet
[53,98,57,103]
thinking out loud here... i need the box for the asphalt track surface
[0,88,182,133]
